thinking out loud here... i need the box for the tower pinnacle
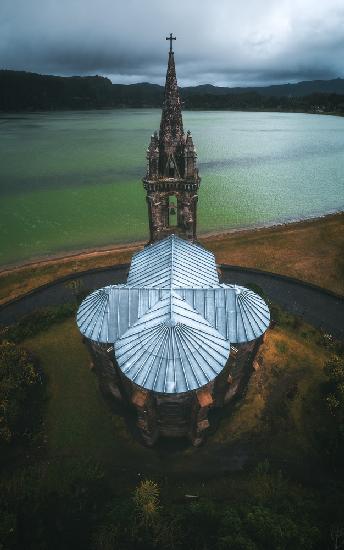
[160,39,183,146]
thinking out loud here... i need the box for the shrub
[0,303,76,343]
[133,479,160,527]
[0,340,42,444]
[320,355,344,465]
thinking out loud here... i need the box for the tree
[319,355,344,466]
[0,340,41,444]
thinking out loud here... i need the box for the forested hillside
[1,70,343,114]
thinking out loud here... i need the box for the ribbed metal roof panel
[76,285,166,344]
[175,285,270,344]
[127,234,219,288]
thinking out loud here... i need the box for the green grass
[201,319,332,481]
[0,310,339,550]
[24,320,149,472]
[21,313,335,490]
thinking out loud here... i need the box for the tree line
[0,70,343,115]
[1,303,344,549]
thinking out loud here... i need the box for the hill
[0,70,344,113]
[182,78,344,97]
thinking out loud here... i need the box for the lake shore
[0,211,343,306]
[0,210,341,273]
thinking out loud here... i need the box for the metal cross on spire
[166,33,176,53]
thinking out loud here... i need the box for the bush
[0,303,76,343]
[0,340,42,444]
[319,355,344,465]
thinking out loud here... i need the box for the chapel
[76,36,270,446]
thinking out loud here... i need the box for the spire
[159,39,183,146]
[143,36,201,243]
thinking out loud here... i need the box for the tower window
[169,195,177,226]
[168,159,175,177]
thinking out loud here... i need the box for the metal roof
[77,285,270,346]
[127,235,219,288]
[77,234,270,394]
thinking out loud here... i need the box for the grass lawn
[24,321,153,484]
[212,323,329,476]
[0,307,339,550]
[22,312,334,496]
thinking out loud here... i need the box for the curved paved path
[220,265,343,340]
[0,264,343,340]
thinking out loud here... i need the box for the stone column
[131,389,158,446]
[190,386,214,446]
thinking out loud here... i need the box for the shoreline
[1,108,343,117]
[0,211,342,305]
[1,211,343,276]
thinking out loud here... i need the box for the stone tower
[143,35,201,242]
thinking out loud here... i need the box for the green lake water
[0,109,343,266]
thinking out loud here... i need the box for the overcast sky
[1,0,343,87]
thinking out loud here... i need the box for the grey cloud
[0,0,343,86]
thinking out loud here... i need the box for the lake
[0,109,343,266]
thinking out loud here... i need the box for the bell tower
[143,34,201,242]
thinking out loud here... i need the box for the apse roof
[77,234,270,394]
